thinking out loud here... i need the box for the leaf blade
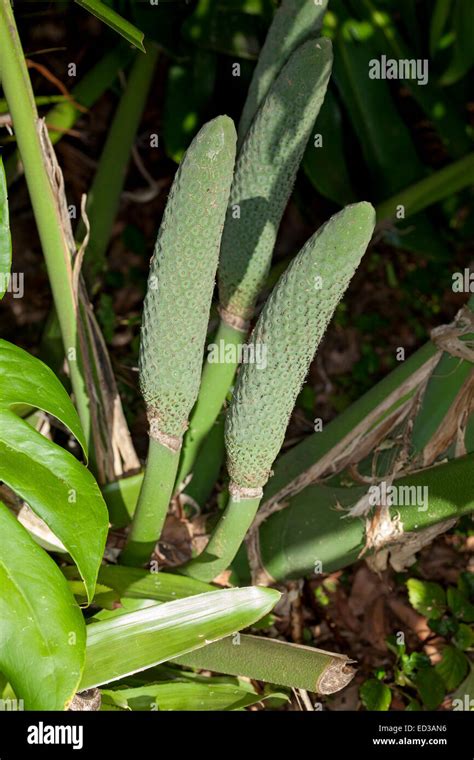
[0,339,87,456]
[0,409,108,603]
[0,501,85,710]
[81,587,279,689]
[74,0,145,51]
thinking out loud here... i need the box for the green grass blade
[74,0,145,51]
[79,46,159,284]
[81,587,279,689]
[430,0,454,57]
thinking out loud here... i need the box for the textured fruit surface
[225,202,376,490]
[238,0,328,145]
[218,39,332,322]
[139,116,236,438]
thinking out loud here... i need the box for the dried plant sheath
[121,117,236,566]
[219,38,333,323]
[238,0,328,145]
[175,634,354,695]
[182,202,375,581]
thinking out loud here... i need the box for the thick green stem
[179,494,261,582]
[120,437,180,567]
[77,44,159,284]
[376,152,474,221]
[258,453,474,581]
[0,0,91,440]
[182,412,225,509]
[175,320,246,489]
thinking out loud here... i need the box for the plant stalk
[120,437,180,567]
[0,0,91,440]
[175,320,246,489]
[179,494,261,582]
[258,453,474,582]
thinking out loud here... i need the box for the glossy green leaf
[0,158,11,301]
[0,408,107,603]
[81,587,279,689]
[0,339,86,455]
[0,501,85,710]
[360,679,392,711]
[407,579,446,620]
[74,0,145,51]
